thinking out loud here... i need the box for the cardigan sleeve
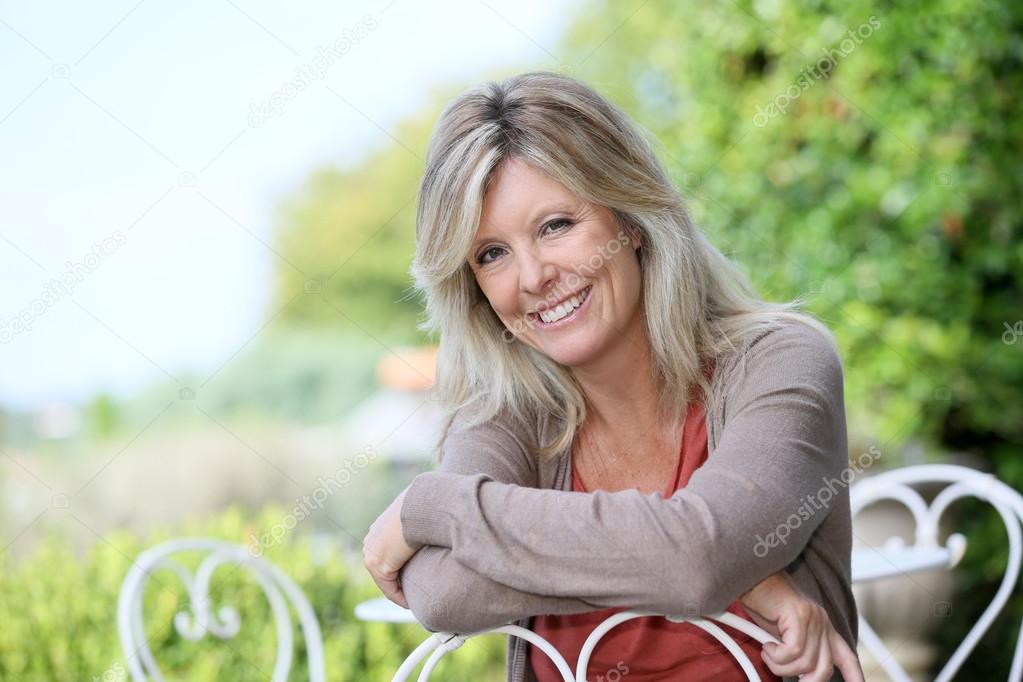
[401,320,850,617]
[398,402,599,633]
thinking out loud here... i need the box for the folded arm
[399,406,599,632]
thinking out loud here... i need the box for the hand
[362,484,417,608]
[740,571,864,682]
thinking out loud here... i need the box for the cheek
[479,272,520,317]
[605,253,642,297]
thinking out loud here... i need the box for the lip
[527,285,593,330]
[530,285,590,316]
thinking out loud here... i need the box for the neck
[570,312,674,437]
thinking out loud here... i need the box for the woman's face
[468,157,644,369]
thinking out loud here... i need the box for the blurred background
[0,0,1020,679]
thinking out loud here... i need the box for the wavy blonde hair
[410,71,829,461]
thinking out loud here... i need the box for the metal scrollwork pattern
[117,537,325,682]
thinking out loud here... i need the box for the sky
[0,0,582,410]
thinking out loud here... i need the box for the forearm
[401,544,600,633]
[395,399,595,632]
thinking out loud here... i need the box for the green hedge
[0,506,505,681]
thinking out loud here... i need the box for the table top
[851,545,953,583]
[354,597,419,624]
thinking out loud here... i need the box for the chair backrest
[117,537,325,682]
[390,610,777,682]
[850,464,1023,682]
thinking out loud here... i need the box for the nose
[518,245,558,297]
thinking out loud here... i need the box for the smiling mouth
[527,285,593,325]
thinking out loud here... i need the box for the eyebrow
[472,202,577,251]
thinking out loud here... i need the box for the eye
[476,245,505,265]
[542,218,574,235]
[474,218,575,266]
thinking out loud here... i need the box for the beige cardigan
[399,319,858,681]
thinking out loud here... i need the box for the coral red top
[529,400,781,681]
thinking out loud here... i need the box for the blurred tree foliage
[559,0,1022,457]
[271,0,1021,676]
[269,110,443,343]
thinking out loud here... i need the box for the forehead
[478,158,579,234]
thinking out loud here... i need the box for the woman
[363,71,862,682]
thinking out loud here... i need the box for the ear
[624,223,644,251]
[611,210,644,252]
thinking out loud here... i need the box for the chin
[507,319,605,366]
[536,338,603,368]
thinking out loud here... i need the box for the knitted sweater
[399,319,859,681]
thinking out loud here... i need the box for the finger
[767,608,813,666]
[764,638,819,676]
[804,631,832,682]
[765,622,805,664]
[363,545,405,581]
[800,616,825,672]
[393,576,409,609]
[830,629,865,682]
[764,611,822,676]
[372,571,408,608]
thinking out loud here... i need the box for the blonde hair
[410,71,830,460]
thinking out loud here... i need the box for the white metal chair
[355,597,778,682]
[116,537,326,681]
[849,464,1023,682]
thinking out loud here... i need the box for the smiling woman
[362,72,863,682]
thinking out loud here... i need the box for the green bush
[0,506,505,681]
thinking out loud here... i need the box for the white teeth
[538,287,589,324]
